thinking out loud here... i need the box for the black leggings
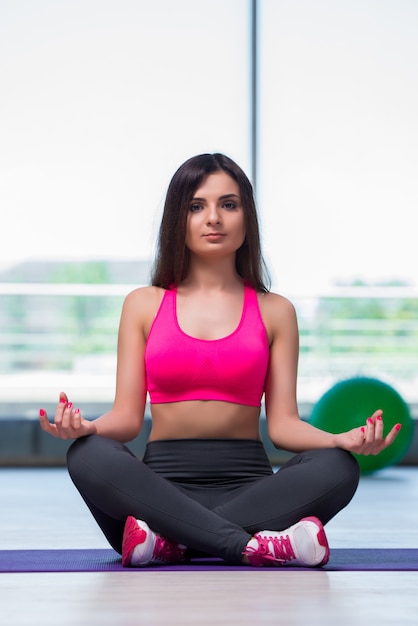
[67,435,360,564]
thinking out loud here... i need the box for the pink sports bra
[145,283,270,407]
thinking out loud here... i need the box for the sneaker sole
[121,516,147,567]
[300,516,330,566]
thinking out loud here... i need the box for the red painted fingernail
[367,418,373,424]
[360,427,365,434]
[74,408,80,414]
[67,402,73,409]
[377,415,382,421]
[395,424,402,431]
[60,399,66,404]
[39,408,45,417]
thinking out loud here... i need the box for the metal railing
[1,283,418,405]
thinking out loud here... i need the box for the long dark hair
[151,153,270,292]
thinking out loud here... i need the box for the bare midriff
[148,400,261,441]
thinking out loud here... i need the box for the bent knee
[326,447,360,495]
[67,434,95,466]
[66,434,109,482]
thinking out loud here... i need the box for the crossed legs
[67,435,360,565]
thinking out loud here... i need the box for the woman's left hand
[333,409,402,456]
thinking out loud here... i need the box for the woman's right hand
[39,392,97,440]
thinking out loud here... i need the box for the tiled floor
[1,465,418,625]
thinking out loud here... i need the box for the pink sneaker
[122,516,186,567]
[243,516,330,567]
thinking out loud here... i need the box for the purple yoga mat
[1,549,418,572]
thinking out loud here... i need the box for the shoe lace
[244,533,296,566]
[153,536,186,564]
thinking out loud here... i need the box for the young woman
[39,153,400,567]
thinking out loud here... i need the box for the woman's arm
[39,287,151,443]
[262,293,401,455]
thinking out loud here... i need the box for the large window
[258,0,418,406]
[1,0,250,265]
[0,0,250,414]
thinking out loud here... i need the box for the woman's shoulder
[122,285,166,317]
[257,290,298,341]
[257,290,297,318]
[125,284,165,301]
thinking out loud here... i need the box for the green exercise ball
[309,377,414,473]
